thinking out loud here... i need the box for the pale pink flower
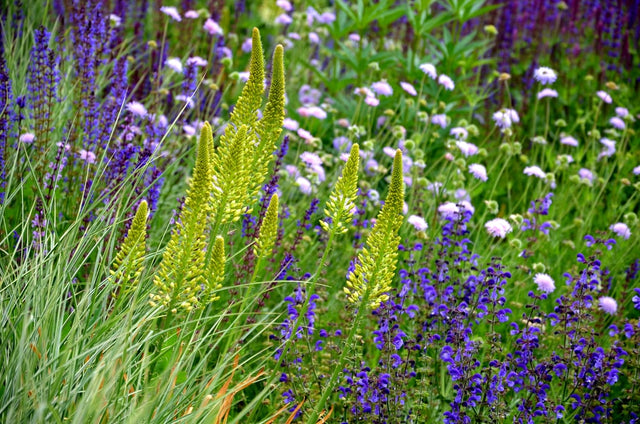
[438,202,460,219]
[203,18,223,35]
[365,96,379,107]
[598,296,617,314]
[371,80,393,96]
[438,74,455,90]
[597,90,612,103]
[537,88,558,99]
[610,222,631,239]
[560,135,579,147]
[126,101,147,117]
[431,114,447,128]
[79,149,96,164]
[184,10,199,19]
[400,81,417,96]
[468,163,488,181]
[523,166,546,179]
[160,6,181,21]
[19,133,35,143]
[456,140,478,157]
[534,273,555,293]
[485,218,512,238]
[419,63,437,79]
[297,128,313,140]
[283,118,299,131]
[408,215,428,231]
[296,176,312,194]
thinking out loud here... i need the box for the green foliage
[321,143,360,235]
[110,200,148,295]
[344,149,405,309]
[254,193,279,260]
[150,123,213,314]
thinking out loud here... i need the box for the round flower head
[365,96,379,107]
[431,114,448,128]
[492,110,512,130]
[407,215,428,231]
[438,74,455,90]
[485,218,512,238]
[610,222,631,239]
[597,90,612,103]
[468,163,488,181]
[610,116,625,130]
[19,133,35,143]
[456,141,478,157]
[295,176,312,195]
[203,18,223,35]
[533,67,557,85]
[126,101,148,118]
[419,63,437,79]
[160,6,181,21]
[534,273,555,293]
[438,202,460,219]
[578,168,594,183]
[634,165,640,175]
[371,80,393,96]
[400,81,417,96]
[450,127,468,140]
[615,107,629,118]
[523,165,546,179]
[560,135,579,147]
[598,296,617,315]
[165,57,183,73]
[283,118,299,131]
[537,88,558,99]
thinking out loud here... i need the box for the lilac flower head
[485,218,512,238]
[371,80,393,96]
[126,101,147,118]
[276,0,293,11]
[407,215,428,231]
[419,63,437,79]
[560,135,579,147]
[296,176,312,194]
[533,66,557,85]
[19,133,35,143]
[534,273,555,293]
[610,116,625,130]
[275,14,293,25]
[431,114,447,128]
[283,118,299,131]
[456,140,478,156]
[165,57,183,73]
[468,163,488,181]
[610,222,631,239]
[160,6,181,21]
[632,288,640,310]
[578,168,594,183]
[438,74,455,90]
[598,138,616,159]
[598,296,617,314]
[597,90,612,103]
[438,202,460,219]
[450,127,468,140]
[203,18,223,35]
[400,81,416,96]
[537,88,558,99]
[615,107,629,118]
[523,165,546,179]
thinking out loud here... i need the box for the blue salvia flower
[26,26,60,150]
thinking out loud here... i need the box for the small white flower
[365,96,379,107]
[283,118,299,131]
[184,10,199,19]
[523,166,546,179]
[160,6,181,22]
[126,101,147,117]
[597,90,612,104]
[533,66,557,85]
[438,74,455,90]
[438,202,460,219]
[485,218,512,238]
[419,63,437,79]
[296,176,312,194]
[203,18,223,35]
[371,80,393,96]
[408,215,428,231]
[400,81,417,96]
[598,296,617,315]
[534,273,555,293]
[537,88,558,99]
[468,163,488,182]
[165,57,183,73]
[109,14,122,27]
[610,222,631,239]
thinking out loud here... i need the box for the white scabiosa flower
[560,135,579,147]
[468,163,488,181]
[438,74,455,90]
[165,57,183,73]
[523,165,546,179]
[537,88,558,99]
[533,66,557,85]
[419,63,437,79]
[534,273,555,293]
[160,6,181,21]
[610,222,631,239]
[371,80,393,96]
[597,90,612,103]
[485,218,512,238]
[400,81,417,96]
[598,296,617,315]
[408,215,428,231]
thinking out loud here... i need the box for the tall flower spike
[203,235,226,303]
[229,27,264,132]
[345,149,404,309]
[111,200,148,294]
[250,44,285,199]
[150,123,213,314]
[321,143,360,234]
[254,193,279,260]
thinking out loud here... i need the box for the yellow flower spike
[321,143,360,235]
[151,123,213,314]
[254,193,279,260]
[203,236,226,303]
[344,149,404,309]
[111,200,148,295]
